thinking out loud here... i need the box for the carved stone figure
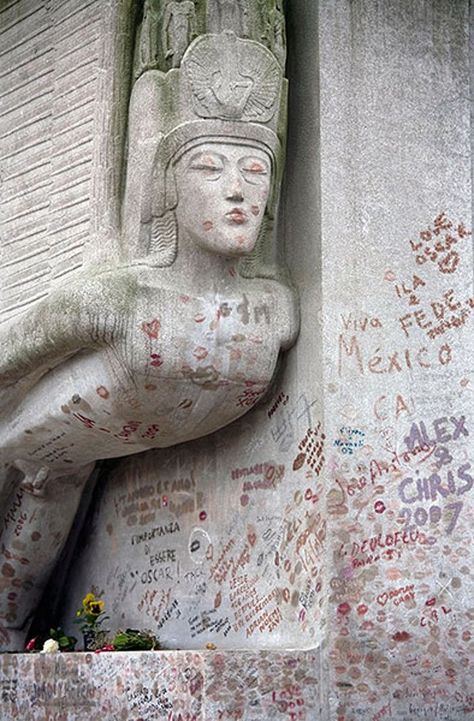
[207,0,248,36]
[259,0,286,68]
[134,0,161,77]
[162,0,197,68]
[0,30,296,650]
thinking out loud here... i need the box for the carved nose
[226,187,244,202]
[225,171,244,202]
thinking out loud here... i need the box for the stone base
[0,649,320,720]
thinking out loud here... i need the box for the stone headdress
[123,31,287,278]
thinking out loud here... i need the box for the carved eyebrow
[188,152,224,168]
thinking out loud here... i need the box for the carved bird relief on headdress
[184,33,281,122]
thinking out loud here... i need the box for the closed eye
[239,157,270,180]
[242,166,267,174]
[190,163,219,170]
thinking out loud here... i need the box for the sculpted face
[174,142,271,257]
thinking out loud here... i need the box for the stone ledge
[0,648,320,720]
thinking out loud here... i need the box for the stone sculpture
[0,14,296,650]
[162,0,197,68]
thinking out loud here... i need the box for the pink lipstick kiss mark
[141,318,160,340]
[203,220,213,231]
[193,346,208,361]
[194,313,206,323]
[227,209,246,224]
[251,205,260,216]
[150,353,163,367]
[180,294,190,303]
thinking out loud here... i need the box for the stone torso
[1,277,291,475]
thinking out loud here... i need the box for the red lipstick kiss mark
[293,453,306,471]
[240,494,249,507]
[425,597,436,607]
[203,220,213,231]
[392,631,411,642]
[194,313,206,323]
[193,346,208,361]
[150,353,163,367]
[251,205,259,216]
[96,386,109,399]
[141,318,160,340]
[199,510,207,521]
[374,500,386,514]
[337,602,351,615]
[180,294,190,303]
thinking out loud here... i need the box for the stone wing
[185,43,221,113]
[241,48,281,119]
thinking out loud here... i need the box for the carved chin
[223,231,258,255]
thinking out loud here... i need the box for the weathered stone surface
[0,649,320,721]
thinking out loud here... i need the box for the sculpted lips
[225,208,248,225]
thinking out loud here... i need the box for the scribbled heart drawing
[377,593,388,607]
[141,318,160,339]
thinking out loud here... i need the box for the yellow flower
[82,592,96,610]
[87,600,105,616]
[81,592,105,616]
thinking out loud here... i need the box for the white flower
[41,638,60,654]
